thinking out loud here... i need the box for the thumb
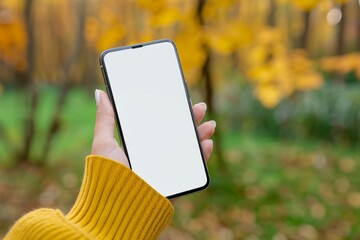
[93,89,115,140]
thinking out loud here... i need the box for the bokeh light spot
[327,8,342,25]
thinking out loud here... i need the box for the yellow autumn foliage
[149,8,181,27]
[247,28,322,108]
[321,53,360,80]
[174,23,206,85]
[84,16,100,46]
[83,5,126,52]
[205,20,253,55]
[291,0,321,11]
[83,0,330,108]
[137,0,166,13]
[335,0,350,4]
[2,0,355,108]
[0,11,27,72]
[255,85,284,109]
[290,50,323,90]
[203,0,239,20]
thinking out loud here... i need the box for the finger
[201,139,213,161]
[197,120,216,141]
[93,89,116,141]
[192,102,207,126]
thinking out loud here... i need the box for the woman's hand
[91,89,216,167]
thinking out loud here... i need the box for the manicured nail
[210,120,216,128]
[200,102,207,111]
[95,89,100,105]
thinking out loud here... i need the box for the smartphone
[99,39,210,198]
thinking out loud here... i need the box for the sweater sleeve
[4,155,174,240]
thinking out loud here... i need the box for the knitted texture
[5,155,174,240]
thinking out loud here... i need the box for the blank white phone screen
[102,41,208,197]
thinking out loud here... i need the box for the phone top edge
[99,39,177,64]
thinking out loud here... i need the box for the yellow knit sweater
[4,155,174,239]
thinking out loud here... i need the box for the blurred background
[1,0,360,239]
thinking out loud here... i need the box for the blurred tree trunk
[267,0,276,27]
[336,3,346,55]
[0,124,13,157]
[358,3,360,51]
[83,48,98,88]
[196,0,226,171]
[39,0,87,164]
[299,11,310,49]
[355,2,360,51]
[19,0,38,164]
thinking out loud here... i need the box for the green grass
[1,85,360,239]
[0,85,96,165]
[171,131,360,239]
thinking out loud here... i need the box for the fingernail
[200,102,207,111]
[95,89,100,105]
[210,120,216,128]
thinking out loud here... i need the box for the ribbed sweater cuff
[66,155,174,239]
